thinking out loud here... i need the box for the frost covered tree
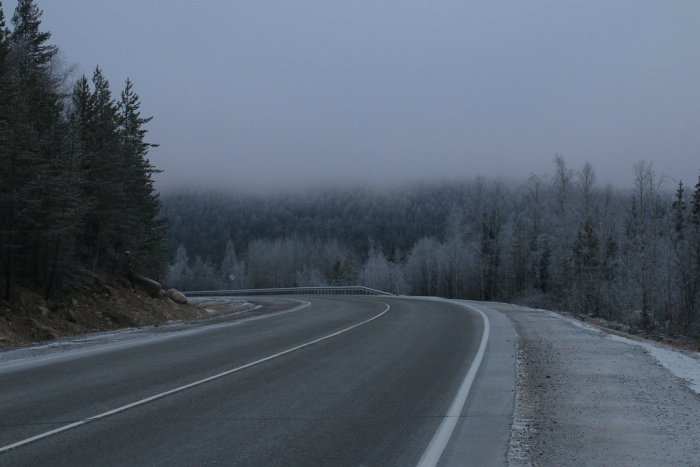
[361,247,393,292]
[220,238,246,288]
[668,181,695,328]
[691,175,700,328]
[189,256,220,290]
[161,159,700,337]
[478,209,501,301]
[571,217,601,315]
[165,244,192,290]
[405,237,441,296]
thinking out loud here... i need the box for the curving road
[0,296,515,466]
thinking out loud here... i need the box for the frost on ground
[554,312,700,395]
[506,338,537,466]
[495,304,700,467]
[606,334,700,394]
[187,297,258,314]
[0,298,259,366]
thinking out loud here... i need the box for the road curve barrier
[183,286,394,297]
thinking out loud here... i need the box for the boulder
[31,319,59,340]
[63,307,80,323]
[18,288,46,310]
[166,288,188,305]
[130,273,163,298]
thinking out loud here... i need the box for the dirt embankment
[0,283,205,350]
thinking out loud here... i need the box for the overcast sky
[32,1,700,191]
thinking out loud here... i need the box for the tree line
[163,158,700,337]
[0,0,165,300]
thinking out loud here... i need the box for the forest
[0,0,164,300]
[163,157,700,337]
[1,0,698,341]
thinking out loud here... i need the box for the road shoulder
[439,300,517,467]
[493,304,700,466]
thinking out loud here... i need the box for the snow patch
[560,315,601,334]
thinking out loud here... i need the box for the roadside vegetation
[163,158,700,339]
[1,0,698,345]
[0,0,166,300]
[0,0,192,347]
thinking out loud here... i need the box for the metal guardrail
[184,286,394,297]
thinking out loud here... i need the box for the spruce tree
[693,172,700,226]
[9,0,60,142]
[0,1,9,298]
[10,0,56,68]
[116,78,164,276]
[672,181,687,238]
[2,0,63,297]
[0,2,8,68]
[572,218,601,315]
[80,66,124,271]
[669,179,697,329]
[691,173,700,327]
[0,1,169,301]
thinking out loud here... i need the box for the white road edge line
[0,301,391,455]
[417,301,490,467]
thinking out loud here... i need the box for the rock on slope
[0,283,203,350]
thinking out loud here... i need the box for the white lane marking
[417,301,490,467]
[0,302,391,455]
[0,300,312,373]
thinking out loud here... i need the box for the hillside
[0,278,204,350]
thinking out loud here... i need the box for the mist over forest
[162,157,700,338]
[1,0,699,344]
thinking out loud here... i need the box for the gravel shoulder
[491,303,700,467]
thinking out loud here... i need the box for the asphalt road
[0,296,515,466]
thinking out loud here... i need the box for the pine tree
[116,78,164,276]
[668,180,695,329]
[9,0,61,144]
[0,0,10,299]
[572,217,601,315]
[10,0,56,69]
[2,0,63,298]
[79,66,124,271]
[672,181,687,237]
[538,237,550,293]
[690,173,700,329]
[693,172,700,226]
[0,2,9,68]
[0,1,169,302]
[40,77,94,297]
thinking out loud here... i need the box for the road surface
[0,296,515,466]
